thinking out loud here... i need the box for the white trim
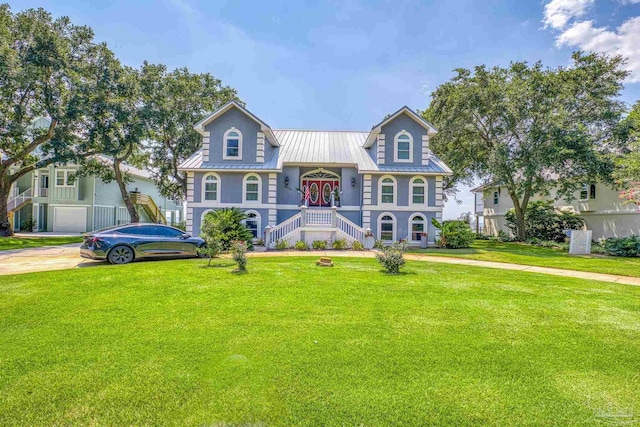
[242,172,262,204]
[186,202,442,212]
[202,131,210,163]
[421,135,430,165]
[393,130,413,163]
[256,132,265,163]
[377,135,385,165]
[268,173,277,204]
[410,175,428,207]
[201,172,220,204]
[242,209,262,241]
[223,127,243,160]
[408,213,427,244]
[378,175,397,207]
[300,168,341,180]
[54,170,76,188]
[378,212,397,242]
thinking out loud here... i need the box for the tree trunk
[0,177,12,237]
[512,203,526,241]
[114,160,140,223]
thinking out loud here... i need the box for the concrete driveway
[0,244,103,276]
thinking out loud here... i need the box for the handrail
[335,213,366,242]
[7,187,33,213]
[265,213,301,247]
[129,192,167,224]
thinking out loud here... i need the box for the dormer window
[223,128,242,160]
[394,130,413,163]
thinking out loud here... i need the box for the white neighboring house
[473,183,640,239]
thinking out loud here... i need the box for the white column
[202,131,211,163]
[422,134,430,165]
[186,207,194,234]
[186,172,194,202]
[268,173,277,204]
[377,135,385,164]
[435,176,443,207]
[256,132,265,163]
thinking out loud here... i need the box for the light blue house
[179,101,452,247]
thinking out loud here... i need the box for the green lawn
[1,257,639,426]
[414,239,640,278]
[0,236,83,251]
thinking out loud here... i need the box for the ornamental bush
[351,240,365,251]
[230,240,248,272]
[432,219,474,249]
[294,240,308,251]
[332,238,348,250]
[376,241,407,274]
[602,235,640,257]
[200,208,253,251]
[275,239,289,250]
[312,240,327,250]
[505,201,584,242]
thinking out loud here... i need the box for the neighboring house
[178,101,452,247]
[8,161,183,233]
[473,183,640,239]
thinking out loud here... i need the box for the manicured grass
[1,257,639,426]
[0,236,83,251]
[414,239,640,278]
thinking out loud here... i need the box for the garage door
[53,207,87,232]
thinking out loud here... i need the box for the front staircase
[265,207,367,248]
[129,192,167,224]
[7,188,34,229]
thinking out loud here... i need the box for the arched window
[243,173,262,204]
[394,130,413,162]
[379,213,396,242]
[410,176,427,206]
[223,128,243,160]
[242,210,261,240]
[409,214,426,243]
[378,175,396,205]
[202,173,220,203]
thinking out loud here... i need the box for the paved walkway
[1,246,640,287]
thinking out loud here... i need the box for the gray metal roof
[179,129,451,175]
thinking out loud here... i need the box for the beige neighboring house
[473,183,640,239]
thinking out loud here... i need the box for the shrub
[20,216,36,232]
[230,240,248,272]
[200,208,253,252]
[602,235,640,257]
[497,230,513,242]
[255,238,264,246]
[197,240,222,267]
[312,240,327,250]
[332,238,348,250]
[351,240,365,251]
[373,239,385,249]
[294,240,308,251]
[173,221,186,231]
[376,241,407,274]
[432,219,474,249]
[475,233,491,240]
[505,201,584,242]
[275,239,289,250]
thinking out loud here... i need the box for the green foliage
[294,240,308,251]
[425,52,629,240]
[375,241,407,274]
[332,238,348,250]
[351,240,365,251]
[497,230,514,242]
[614,101,640,204]
[312,240,327,250]
[19,216,36,232]
[373,239,385,249]
[505,201,584,242]
[432,218,474,249]
[275,240,290,250]
[173,221,186,231]
[602,235,640,257]
[200,208,253,255]
[255,238,264,246]
[230,240,248,272]
[140,64,240,200]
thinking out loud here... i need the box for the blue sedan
[81,223,206,265]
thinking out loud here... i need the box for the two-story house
[473,183,640,239]
[8,161,183,233]
[178,101,452,247]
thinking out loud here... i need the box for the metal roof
[178,129,451,175]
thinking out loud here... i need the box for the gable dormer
[193,101,279,164]
[364,106,437,167]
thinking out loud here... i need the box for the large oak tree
[615,101,640,204]
[0,5,101,235]
[424,52,629,241]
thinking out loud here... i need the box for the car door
[119,225,165,257]
[157,226,195,256]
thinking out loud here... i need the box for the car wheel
[108,245,135,265]
[197,243,208,258]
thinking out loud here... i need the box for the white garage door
[53,207,87,232]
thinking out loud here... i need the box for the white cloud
[543,0,594,29]
[619,0,640,4]
[555,16,640,82]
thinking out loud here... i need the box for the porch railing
[302,208,333,226]
[265,212,301,247]
[335,214,366,242]
[7,187,33,213]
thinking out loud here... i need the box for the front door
[302,179,339,207]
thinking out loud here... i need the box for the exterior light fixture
[351,177,356,187]
[284,176,290,188]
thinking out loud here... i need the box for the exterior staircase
[129,192,167,224]
[265,207,367,248]
[7,188,34,228]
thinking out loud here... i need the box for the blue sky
[13,0,640,218]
